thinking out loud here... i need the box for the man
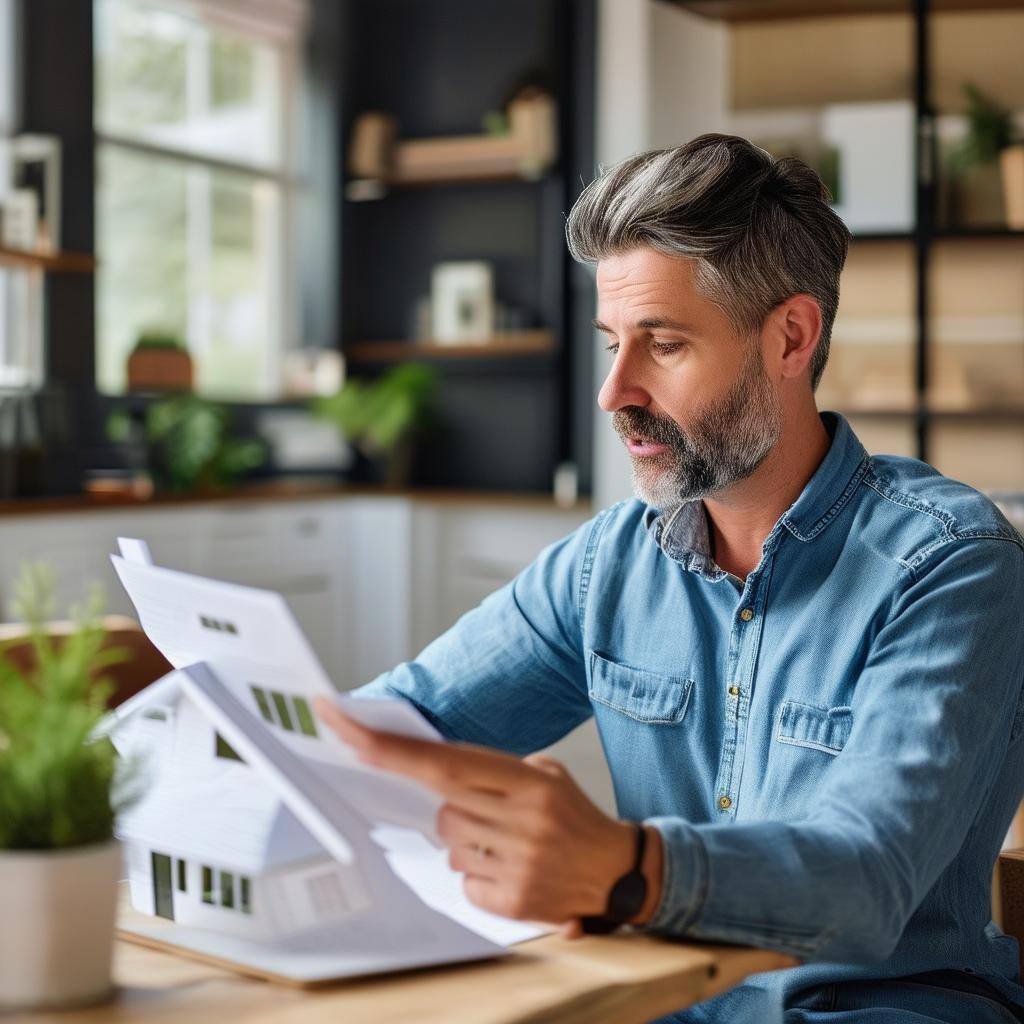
[315,135,1024,1023]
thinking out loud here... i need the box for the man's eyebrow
[591,317,697,334]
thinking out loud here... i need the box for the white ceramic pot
[0,839,121,1010]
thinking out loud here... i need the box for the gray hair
[566,134,851,390]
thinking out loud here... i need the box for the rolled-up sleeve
[644,536,1024,962]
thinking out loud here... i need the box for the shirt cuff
[644,816,710,934]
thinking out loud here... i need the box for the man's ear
[767,294,823,383]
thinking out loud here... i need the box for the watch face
[607,869,647,922]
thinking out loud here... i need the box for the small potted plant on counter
[126,331,194,393]
[107,395,267,494]
[0,566,139,1010]
[310,363,439,487]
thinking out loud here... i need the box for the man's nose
[597,349,650,413]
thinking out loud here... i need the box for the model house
[112,671,369,943]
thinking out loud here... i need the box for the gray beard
[614,344,782,511]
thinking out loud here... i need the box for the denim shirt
[356,412,1024,1021]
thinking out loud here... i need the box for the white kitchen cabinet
[0,493,614,812]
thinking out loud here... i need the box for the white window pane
[97,144,282,400]
[95,0,284,170]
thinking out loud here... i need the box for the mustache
[612,407,685,446]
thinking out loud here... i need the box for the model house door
[151,852,175,920]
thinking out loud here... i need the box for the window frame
[92,0,306,402]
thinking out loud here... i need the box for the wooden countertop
[0,482,591,518]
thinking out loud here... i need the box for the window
[271,690,294,731]
[201,865,215,904]
[251,684,273,723]
[215,731,244,761]
[94,0,307,399]
[199,864,251,912]
[176,857,187,892]
[293,695,318,737]
[220,870,235,909]
[251,683,319,738]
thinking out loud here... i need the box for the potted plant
[0,566,138,1010]
[126,331,194,393]
[107,395,267,494]
[310,363,439,487]
[949,83,1024,229]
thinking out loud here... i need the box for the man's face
[595,247,782,510]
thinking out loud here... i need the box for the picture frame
[430,261,494,344]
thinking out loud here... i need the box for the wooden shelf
[346,132,555,199]
[834,404,1024,420]
[345,330,557,364]
[0,245,96,274]
[669,0,1024,21]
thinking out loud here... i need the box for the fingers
[523,753,568,779]
[314,698,539,799]
[559,918,584,940]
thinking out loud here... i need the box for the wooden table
[8,905,796,1024]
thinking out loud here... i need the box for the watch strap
[579,823,647,934]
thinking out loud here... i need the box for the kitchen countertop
[0,480,592,518]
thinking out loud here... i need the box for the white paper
[109,542,522,976]
[374,827,548,947]
[178,663,504,968]
[117,536,153,565]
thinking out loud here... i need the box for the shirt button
[718,795,732,810]
[740,607,754,622]
[728,685,740,696]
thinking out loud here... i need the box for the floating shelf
[346,132,554,199]
[345,330,557,364]
[670,0,1024,21]
[0,245,96,274]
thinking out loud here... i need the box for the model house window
[214,731,244,761]
[93,0,308,399]
[220,870,235,909]
[202,865,215,904]
[250,684,319,738]
[199,864,252,913]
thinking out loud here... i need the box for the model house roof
[118,771,326,875]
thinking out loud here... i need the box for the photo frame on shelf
[430,261,494,345]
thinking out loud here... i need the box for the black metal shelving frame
[673,0,1024,466]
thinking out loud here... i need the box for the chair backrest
[0,615,172,707]
[999,848,1024,982]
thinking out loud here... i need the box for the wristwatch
[580,822,648,934]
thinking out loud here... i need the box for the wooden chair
[0,615,172,707]
[997,801,1024,980]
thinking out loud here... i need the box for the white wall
[0,0,17,140]
[591,0,729,510]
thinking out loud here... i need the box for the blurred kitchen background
[0,0,1023,806]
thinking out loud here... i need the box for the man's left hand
[314,698,662,937]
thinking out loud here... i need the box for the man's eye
[653,342,685,355]
[605,342,619,355]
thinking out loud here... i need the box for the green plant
[107,395,266,492]
[0,566,135,850]
[132,331,185,351]
[310,363,439,459]
[952,83,1020,170]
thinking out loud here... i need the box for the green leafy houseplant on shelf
[948,82,1024,228]
[0,565,140,1010]
[108,394,267,494]
[310,363,439,486]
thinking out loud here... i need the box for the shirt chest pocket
[776,700,853,755]
[588,651,693,725]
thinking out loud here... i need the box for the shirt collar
[644,412,871,569]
